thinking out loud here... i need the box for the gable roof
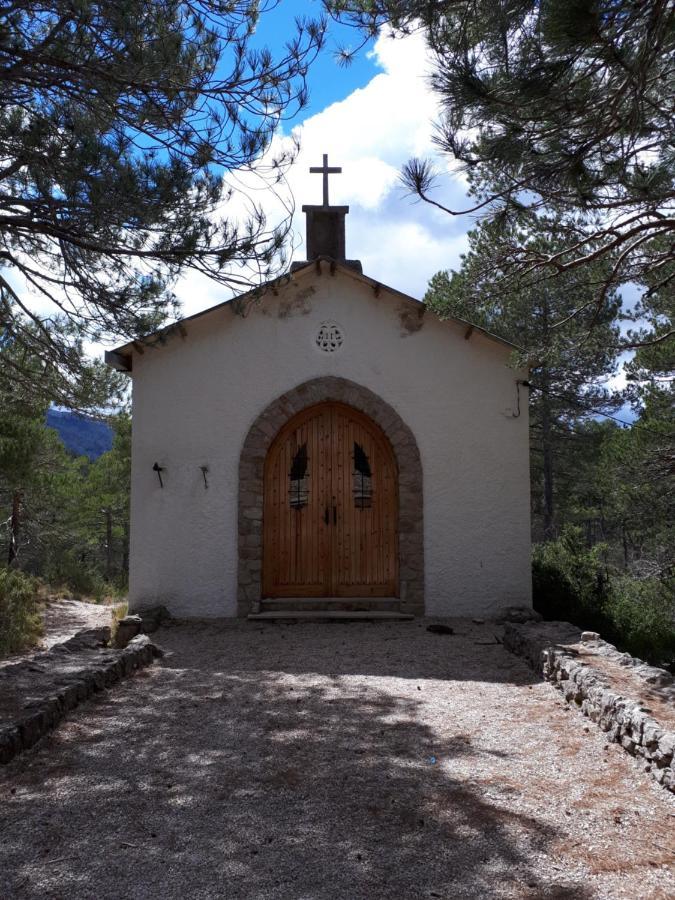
[105,257,518,373]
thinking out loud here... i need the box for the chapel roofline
[104,257,519,374]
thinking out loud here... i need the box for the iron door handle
[324,507,329,525]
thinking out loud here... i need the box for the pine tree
[425,216,621,538]
[333,0,675,350]
[0,1,326,394]
[0,332,125,570]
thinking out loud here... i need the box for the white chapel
[107,156,532,620]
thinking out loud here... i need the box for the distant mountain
[46,409,113,460]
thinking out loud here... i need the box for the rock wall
[0,628,161,766]
[503,621,675,793]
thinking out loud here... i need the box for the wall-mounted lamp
[199,465,209,489]
[152,462,165,488]
[512,379,530,418]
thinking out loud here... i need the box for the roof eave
[104,257,520,371]
[104,349,132,373]
[321,259,520,353]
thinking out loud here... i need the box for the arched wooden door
[262,402,398,598]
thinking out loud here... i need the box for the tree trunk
[541,394,555,540]
[122,519,129,578]
[104,508,113,581]
[540,294,555,541]
[7,488,23,566]
[622,521,629,570]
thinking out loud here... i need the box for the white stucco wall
[127,268,531,617]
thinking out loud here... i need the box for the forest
[0,403,130,654]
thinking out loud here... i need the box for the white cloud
[175,28,470,315]
[8,28,470,350]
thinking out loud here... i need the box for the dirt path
[0,598,114,669]
[0,620,673,899]
[40,598,115,647]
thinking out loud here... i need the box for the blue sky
[251,1,380,123]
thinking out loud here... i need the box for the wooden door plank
[331,404,398,598]
[263,400,399,599]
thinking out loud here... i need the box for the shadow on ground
[0,621,597,899]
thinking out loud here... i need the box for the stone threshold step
[248,610,414,622]
[261,597,400,606]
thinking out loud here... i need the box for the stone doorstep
[0,630,161,766]
[259,597,403,613]
[503,621,675,794]
[248,610,415,622]
[261,596,401,604]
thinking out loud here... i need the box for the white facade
[119,264,531,618]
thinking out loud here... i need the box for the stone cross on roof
[294,153,361,273]
[309,153,342,207]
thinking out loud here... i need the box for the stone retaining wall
[503,621,675,793]
[0,628,161,766]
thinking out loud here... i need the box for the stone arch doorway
[238,377,424,616]
[262,401,399,599]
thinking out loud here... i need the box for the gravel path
[1,620,673,899]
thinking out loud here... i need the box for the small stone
[641,720,663,748]
[0,726,21,765]
[620,735,636,754]
[657,732,675,760]
[426,624,454,635]
[496,606,543,624]
[580,631,600,643]
[134,604,171,634]
[115,615,142,648]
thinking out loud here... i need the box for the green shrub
[533,527,675,667]
[0,567,42,657]
[532,526,609,629]
[605,576,675,667]
[44,551,122,602]
[44,551,98,598]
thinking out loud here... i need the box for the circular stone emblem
[315,322,344,353]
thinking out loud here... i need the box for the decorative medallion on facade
[315,322,344,353]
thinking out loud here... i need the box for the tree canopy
[425,214,621,537]
[331,0,675,349]
[1,0,325,399]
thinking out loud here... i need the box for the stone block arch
[237,376,424,616]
